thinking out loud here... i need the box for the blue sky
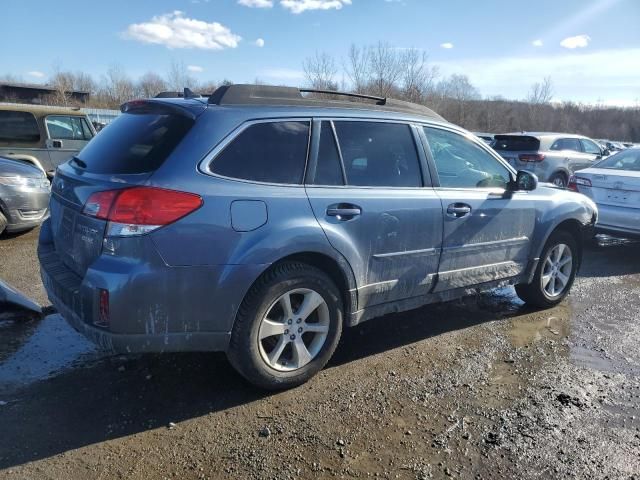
[2,0,639,105]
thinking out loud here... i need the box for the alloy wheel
[541,243,573,297]
[258,288,330,372]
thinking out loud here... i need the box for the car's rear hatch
[493,135,542,168]
[578,168,640,208]
[48,99,201,277]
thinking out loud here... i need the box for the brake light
[519,153,546,163]
[568,176,592,192]
[83,187,203,236]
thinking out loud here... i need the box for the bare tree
[366,42,404,98]
[166,60,196,91]
[101,65,136,106]
[344,44,369,94]
[527,76,554,104]
[137,72,167,98]
[400,49,439,104]
[303,51,338,91]
[435,74,481,125]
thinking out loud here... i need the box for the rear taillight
[518,153,546,163]
[83,186,203,236]
[568,176,592,192]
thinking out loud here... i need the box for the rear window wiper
[70,156,87,169]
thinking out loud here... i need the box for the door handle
[446,203,472,218]
[327,204,361,220]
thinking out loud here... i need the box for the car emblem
[56,177,65,192]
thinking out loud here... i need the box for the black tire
[549,172,568,188]
[515,230,579,308]
[0,210,7,236]
[227,262,343,390]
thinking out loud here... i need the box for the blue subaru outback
[38,85,597,389]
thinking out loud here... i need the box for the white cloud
[238,0,273,7]
[259,68,305,81]
[280,0,351,14]
[27,71,45,78]
[440,42,454,49]
[187,65,204,73]
[255,38,265,47]
[560,34,591,49]
[433,48,640,104]
[124,11,241,50]
[532,39,543,47]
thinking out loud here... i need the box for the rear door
[549,137,590,173]
[422,126,536,292]
[45,115,95,168]
[305,119,443,309]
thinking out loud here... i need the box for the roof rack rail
[206,84,444,121]
[299,88,386,105]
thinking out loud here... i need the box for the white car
[570,147,640,240]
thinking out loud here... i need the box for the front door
[422,126,536,292]
[305,120,443,309]
[45,115,94,168]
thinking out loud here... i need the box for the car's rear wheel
[227,262,343,390]
[549,172,568,188]
[515,231,579,308]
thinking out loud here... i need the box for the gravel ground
[0,229,639,480]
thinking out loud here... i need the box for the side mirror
[602,148,610,156]
[511,170,538,191]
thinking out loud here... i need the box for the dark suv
[39,85,597,389]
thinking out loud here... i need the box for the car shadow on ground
[0,242,633,470]
[579,241,640,278]
[0,287,528,471]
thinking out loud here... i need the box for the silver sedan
[0,156,50,235]
[570,148,640,239]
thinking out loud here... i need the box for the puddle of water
[508,307,570,348]
[0,314,101,393]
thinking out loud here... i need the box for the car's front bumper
[0,184,50,232]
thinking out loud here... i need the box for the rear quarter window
[0,111,40,143]
[493,136,540,152]
[210,121,310,184]
[76,113,193,174]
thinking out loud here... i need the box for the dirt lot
[1,228,639,480]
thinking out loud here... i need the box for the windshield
[596,148,640,171]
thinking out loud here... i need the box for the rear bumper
[44,276,230,353]
[38,218,264,353]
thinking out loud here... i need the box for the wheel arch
[236,250,358,327]
[540,218,585,268]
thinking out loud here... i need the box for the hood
[0,157,45,179]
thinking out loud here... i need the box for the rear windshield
[76,113,193,174]
[596,149,640,171]
[493,135,540,152]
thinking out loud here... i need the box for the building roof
[0,82,89,95]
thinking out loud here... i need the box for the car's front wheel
[515,231,579,308]
[227,262,343,390]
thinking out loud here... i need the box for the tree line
[303,43,640,142]
[2,45,638,141]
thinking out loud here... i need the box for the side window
[423,127,511,189]
[581,139,601,155]
[312,121,344,186]
[80,118,95,140]
[46,115,92,140]
[333,121,421,187]
[551,138,581,152]
[211,121,310,184]
[0,111,40,143]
